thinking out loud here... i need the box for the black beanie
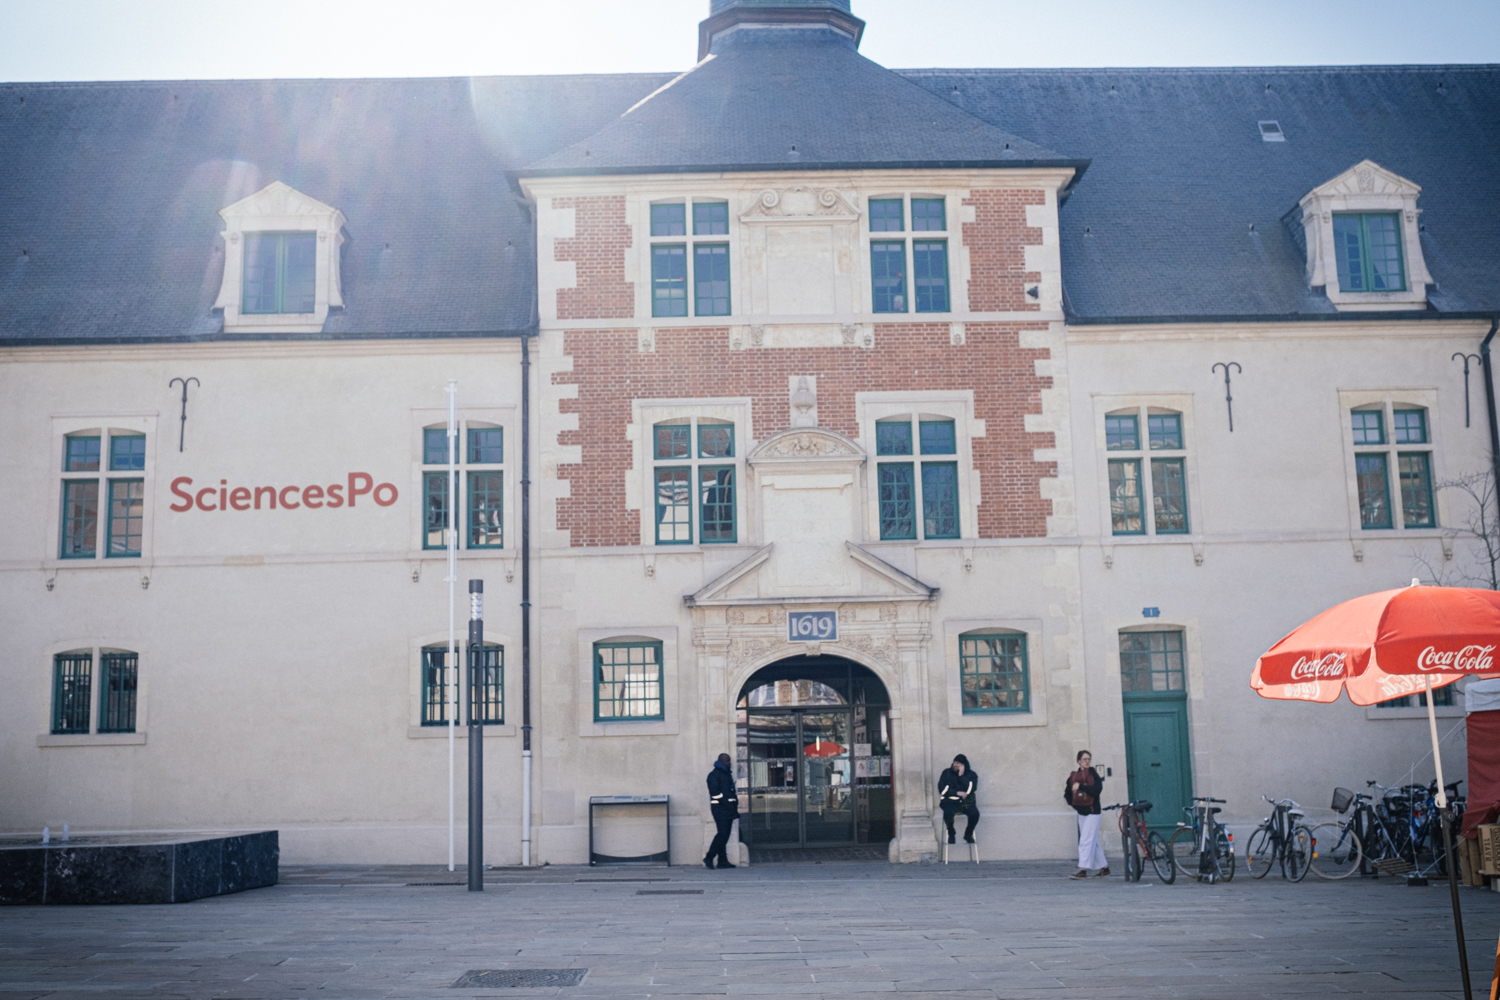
[952,753,971,770]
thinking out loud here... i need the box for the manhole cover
[452,969,587,988]
[636,889,703,895]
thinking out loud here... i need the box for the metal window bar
[468,645,504,725]
[595,643,664,721]
[52,653,92,734]
[960,634,1028,712]
[98,653,138,733]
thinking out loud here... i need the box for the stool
[942,839,979,864]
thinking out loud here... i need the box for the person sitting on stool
[703,752,739,869]
[937,754,980,845]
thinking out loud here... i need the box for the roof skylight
[1259,120,1285,142]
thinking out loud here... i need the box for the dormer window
[1296,160,1430,311]
[213,181,346,334]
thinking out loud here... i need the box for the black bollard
[467,579,484,892]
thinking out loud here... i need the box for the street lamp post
[467,578,484,892]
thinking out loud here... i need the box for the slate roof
[518,25,1077,179]
[0,73,672,341]
[900,64,1500,320]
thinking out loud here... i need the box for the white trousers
[1077,812,1107,870]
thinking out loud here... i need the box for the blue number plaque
[788,610,837,642]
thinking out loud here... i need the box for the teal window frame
[1393,409,1427,445]
[98,652,138,734]
[871,241,907,313]
[655,467,692,544]
[1105,415,1139,451]
[959,632,1029,713]
[420,646,453,725]
[1150,459,1189,534]
[869,198,904,232]
[423,471,451,550]
[1398,452,1435,528]
[911,198,945,232]
[594,641,665,721]
[876,420,913,456]
[64,435,100,472]
[1108,459,1145,535]
[1332,213,1406,292]
[920,462,960,539]
[468,471,504,548]
[694,243,731,316]
[1147,414,1182,450]
[52,653,92,734]
[692,202,728,236]
[467,427,503,464]
[105,479,144,557]
[919,420,956,455]
[878,463,917,540]
[242,232,317,314]
[912,240,949,313]
[1351,410,1385,445]
[699,466,736,543]
[424,428,451,465]
[1120,631,1186,693]
[60,479,99,558]
[421,644,503,726]
[650,203,685,237]
[655,424,690,459]
[651,245,688,317]
[1355,453,1393,529]
[698,423,734,459]
[109,435,146,471]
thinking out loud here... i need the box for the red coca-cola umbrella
[1251,580,1500,999]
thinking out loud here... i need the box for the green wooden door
[1122,695,1192,831]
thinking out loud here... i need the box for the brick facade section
[963,189,1044,313]
[554,195,635,321]
[554,323,1055,546]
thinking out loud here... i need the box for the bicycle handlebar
[1193,797,1226,803]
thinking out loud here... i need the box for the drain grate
[452,969,588,988]
[636,889,703,895]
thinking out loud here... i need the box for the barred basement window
[1119,631,1186,693]
[242,233,317,314]
[98,653,138,734]
[52,652,93,734]
[959,631,1029,713]
[594,641,664,721]
[421,644,503,726]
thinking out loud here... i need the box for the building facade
[3,0,1498,864]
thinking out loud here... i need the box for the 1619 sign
[788,611,837,642]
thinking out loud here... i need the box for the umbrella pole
[1427,674,1473,1000]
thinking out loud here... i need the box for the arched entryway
[736,656,893,849]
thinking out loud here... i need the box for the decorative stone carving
[638,327,655,353]
[841,323,857,345]
[1356,167,1376,192]
[879,605,898,621]
[727,608,746,625]
[790,376,817,428]
[749,325,765,347]
[949,322,966,347]
[740,186,859,223]
[757,431,857,458]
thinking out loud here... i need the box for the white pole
[446,379,459,870]
[1424,674,1448,809]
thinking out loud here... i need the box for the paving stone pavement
[2,859,1498,999]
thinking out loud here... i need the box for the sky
[0,0,1496,82]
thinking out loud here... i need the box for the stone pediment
[684,541,937,607]
[748,427,864,464]
[1305,159,1421,200]
[219,180,345,224]
[739,186,860,224]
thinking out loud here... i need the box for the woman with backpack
[1065,749,1109,879]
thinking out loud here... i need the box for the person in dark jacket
[1065,749,1109,879]
[704,753,739,869]
[937,754,980,844]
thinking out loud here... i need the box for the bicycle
[1347,784,1412,877]
[1168,797,1235,883]
[1106,800,1174,883]
[1306,787,1364,880]
[1246,795,1312,881]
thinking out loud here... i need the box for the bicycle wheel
[1148,831,1175,884]
[1246,824,1275,879]
[1214,827,1235,882]
[1307,822,1362,880]
[1284,826,1312,882]
[1168,825,1199,879]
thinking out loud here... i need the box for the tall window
[651,201,731,318]
[60,431,146,559]
[594,640,664,721]
[1104,409,1189,536]
[242,232,317,313]
[1120,631,1186,693]
[1332,213,1405,293]
[421,643,503,726]
[867,197,948,314]
[51,649,139,735]
[1351,405,1434,530]
[876,416,959,540]
[959,631,1029,713]
[421,424,505,550]
[652,418,737,545]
